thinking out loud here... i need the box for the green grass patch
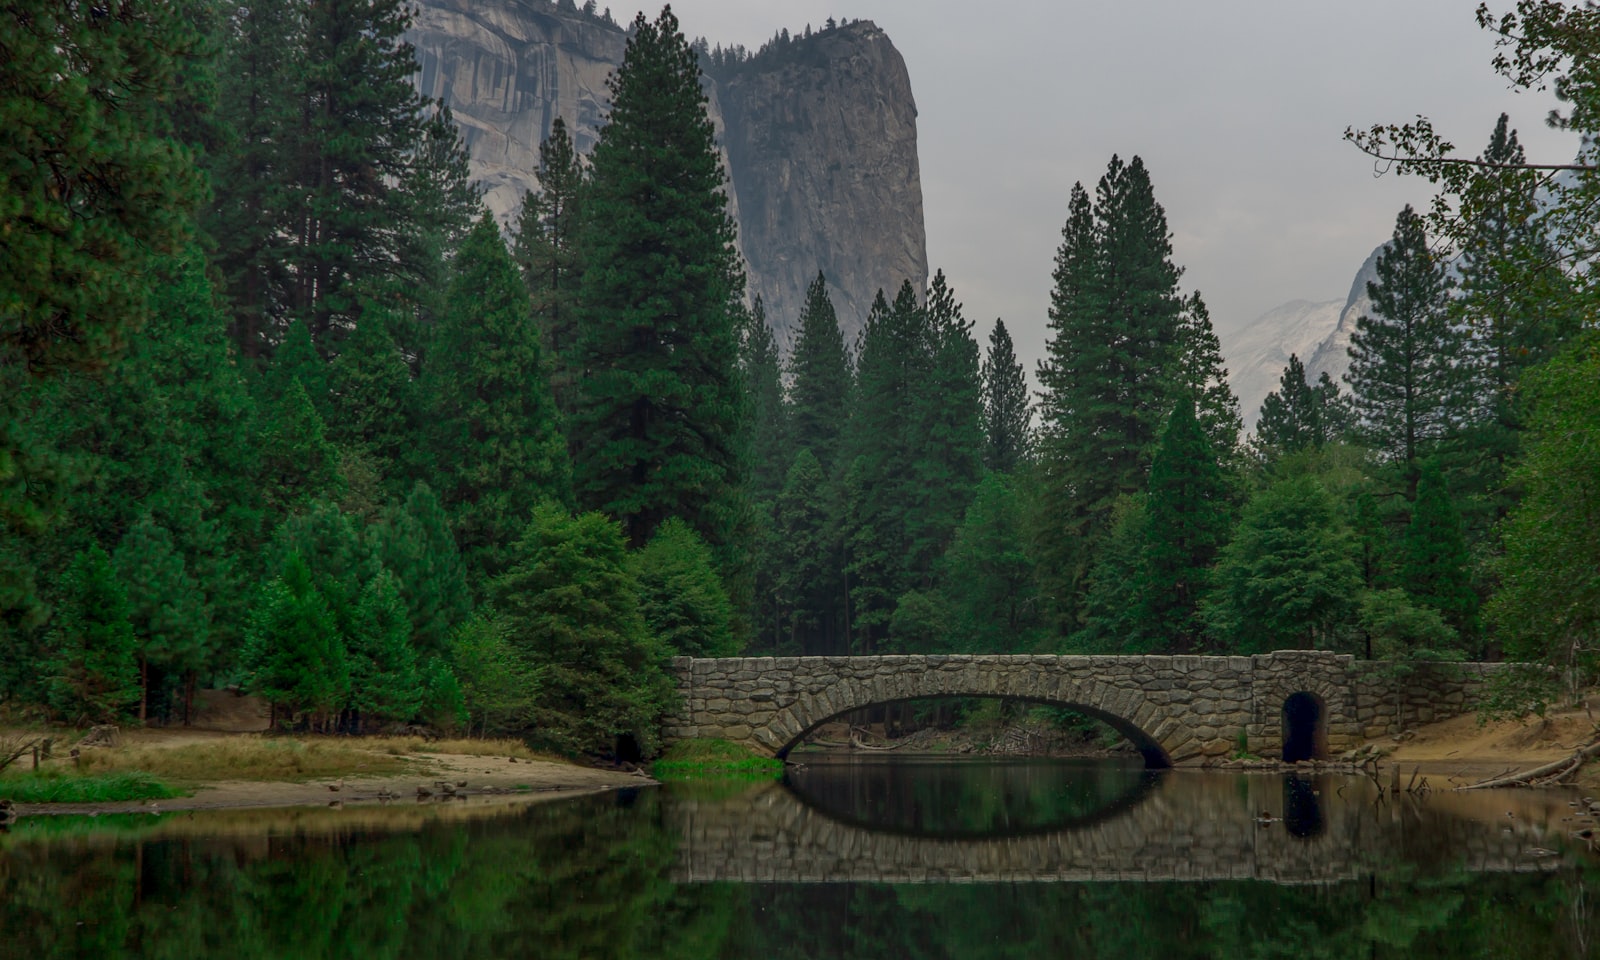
[0,771,185,804]
[651,739,783,781]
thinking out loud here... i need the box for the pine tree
[258,379,342,516]
[1345,205,1464,497]
[939,473,1042,653]
[839,285,922,650]
[1173,292,1242,456]
[266,319,329,410]
[448,613,538,736]
[345,569,421,731]
[244,552,347,725]
[2,0,207,376]
[491,502,672,755]
[47,546,141,724]
[265,500,374,644]
[909,270,985,581]
[1141,399,1232,652]
[513,116,586,419]
[422,213,569,584]
[1034,157,1188,625]
[113,512,209,723]
[1254,354,1356,458]
[981,319,1032,473]
[1401,461,1478,642]
[369,482,470,657]
[740,297,790,504]
[1072,495,1152,653]
[774,449,843,654]
[788,272,852,473]
[327,306,414,484]
[631,518,739,658]
[572,9,747,553]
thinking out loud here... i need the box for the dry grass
[364,736,559,762]
[72,737,412,783]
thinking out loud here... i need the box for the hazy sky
[663,1,1578,376]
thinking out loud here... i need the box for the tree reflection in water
[0,763,1595,960]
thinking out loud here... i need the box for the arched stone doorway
[1281,691,1326,762]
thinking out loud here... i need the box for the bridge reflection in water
[667,760,1573,885]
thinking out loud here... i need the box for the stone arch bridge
[662,651,1507,765]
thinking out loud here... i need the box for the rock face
[1224,241,1385,430]
[712,23,927,343]
[407,2,927,345]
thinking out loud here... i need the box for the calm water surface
[2,758,1597,959]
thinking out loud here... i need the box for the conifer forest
[4,0,1600,758]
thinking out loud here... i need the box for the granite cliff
[407,1,927,344]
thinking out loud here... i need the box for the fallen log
[1458,735,1600,790]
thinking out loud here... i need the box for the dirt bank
[1367,694,1600,790]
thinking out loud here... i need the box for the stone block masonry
[661,651,1512,765]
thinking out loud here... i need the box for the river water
[2,758,1596,958]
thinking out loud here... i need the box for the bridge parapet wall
[662,652,1512,764]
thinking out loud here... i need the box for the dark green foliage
[1254,355,1354,458]
[47,546,141,724]
[1034,158,1192,625]
[939,473,1043,653]
[572,9,746,552]
[739,297,790,504]
[419,655,467,734]
[1359,588,1460,663]
[773,449,842,654]
[1074,496,1152,652]
[423,214,569,583]
[243,552,347,722]
[981,319,1032,472]
[448,613,539,736]
[112,512,209,721]
[787,272,852,473]
[909,270,986,576]
[267,320,328,409]
[258,379,342,516]
[631,518,739,658]
[1,0,206,376]
[1346,206,1464,495]
[1488,335,1600,675]
[369,482,470,658]
[1173,293,1242,456]
[1401,462,1478,643]
[1142,400,1232,652]
[491,502,673,755]
[345,569,421,730]
[327,306,414,477]
[265,500,374,642]
[1205,476,1361,652]
[514,116,586,419]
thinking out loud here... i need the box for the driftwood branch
[1458,735,1600,790]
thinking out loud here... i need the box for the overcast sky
[663,1,1578,376]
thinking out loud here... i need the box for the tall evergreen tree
[1401,461,1478,642]
[491,502,672,755]
[113,512,209,723]
[345,569,421,730]
[47,546,141,724]
[774,449,842,654]
[1141,399,1232,652]
[423,213,569,583]
[981,319,1032,473]
[244,551,347,726]
[1034,157,1188,624]
[369,482,470,658]
[740,297,791,504]
[1254,355,1354,458]
[787,272,852,473]
[3,0,207,376]
[258,379,342,516]
[327,306,414,483]
[514,116,586,419]
[572,9,747,553]
[266,319,329,410]
[909,270,985,580]
[939,473,1042,653]
[631,518,738,658]
[1173,292,1242,456]
[1345,205,1464,496]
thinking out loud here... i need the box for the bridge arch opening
[1281,691,1326,762]
[776,696,1174,769]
